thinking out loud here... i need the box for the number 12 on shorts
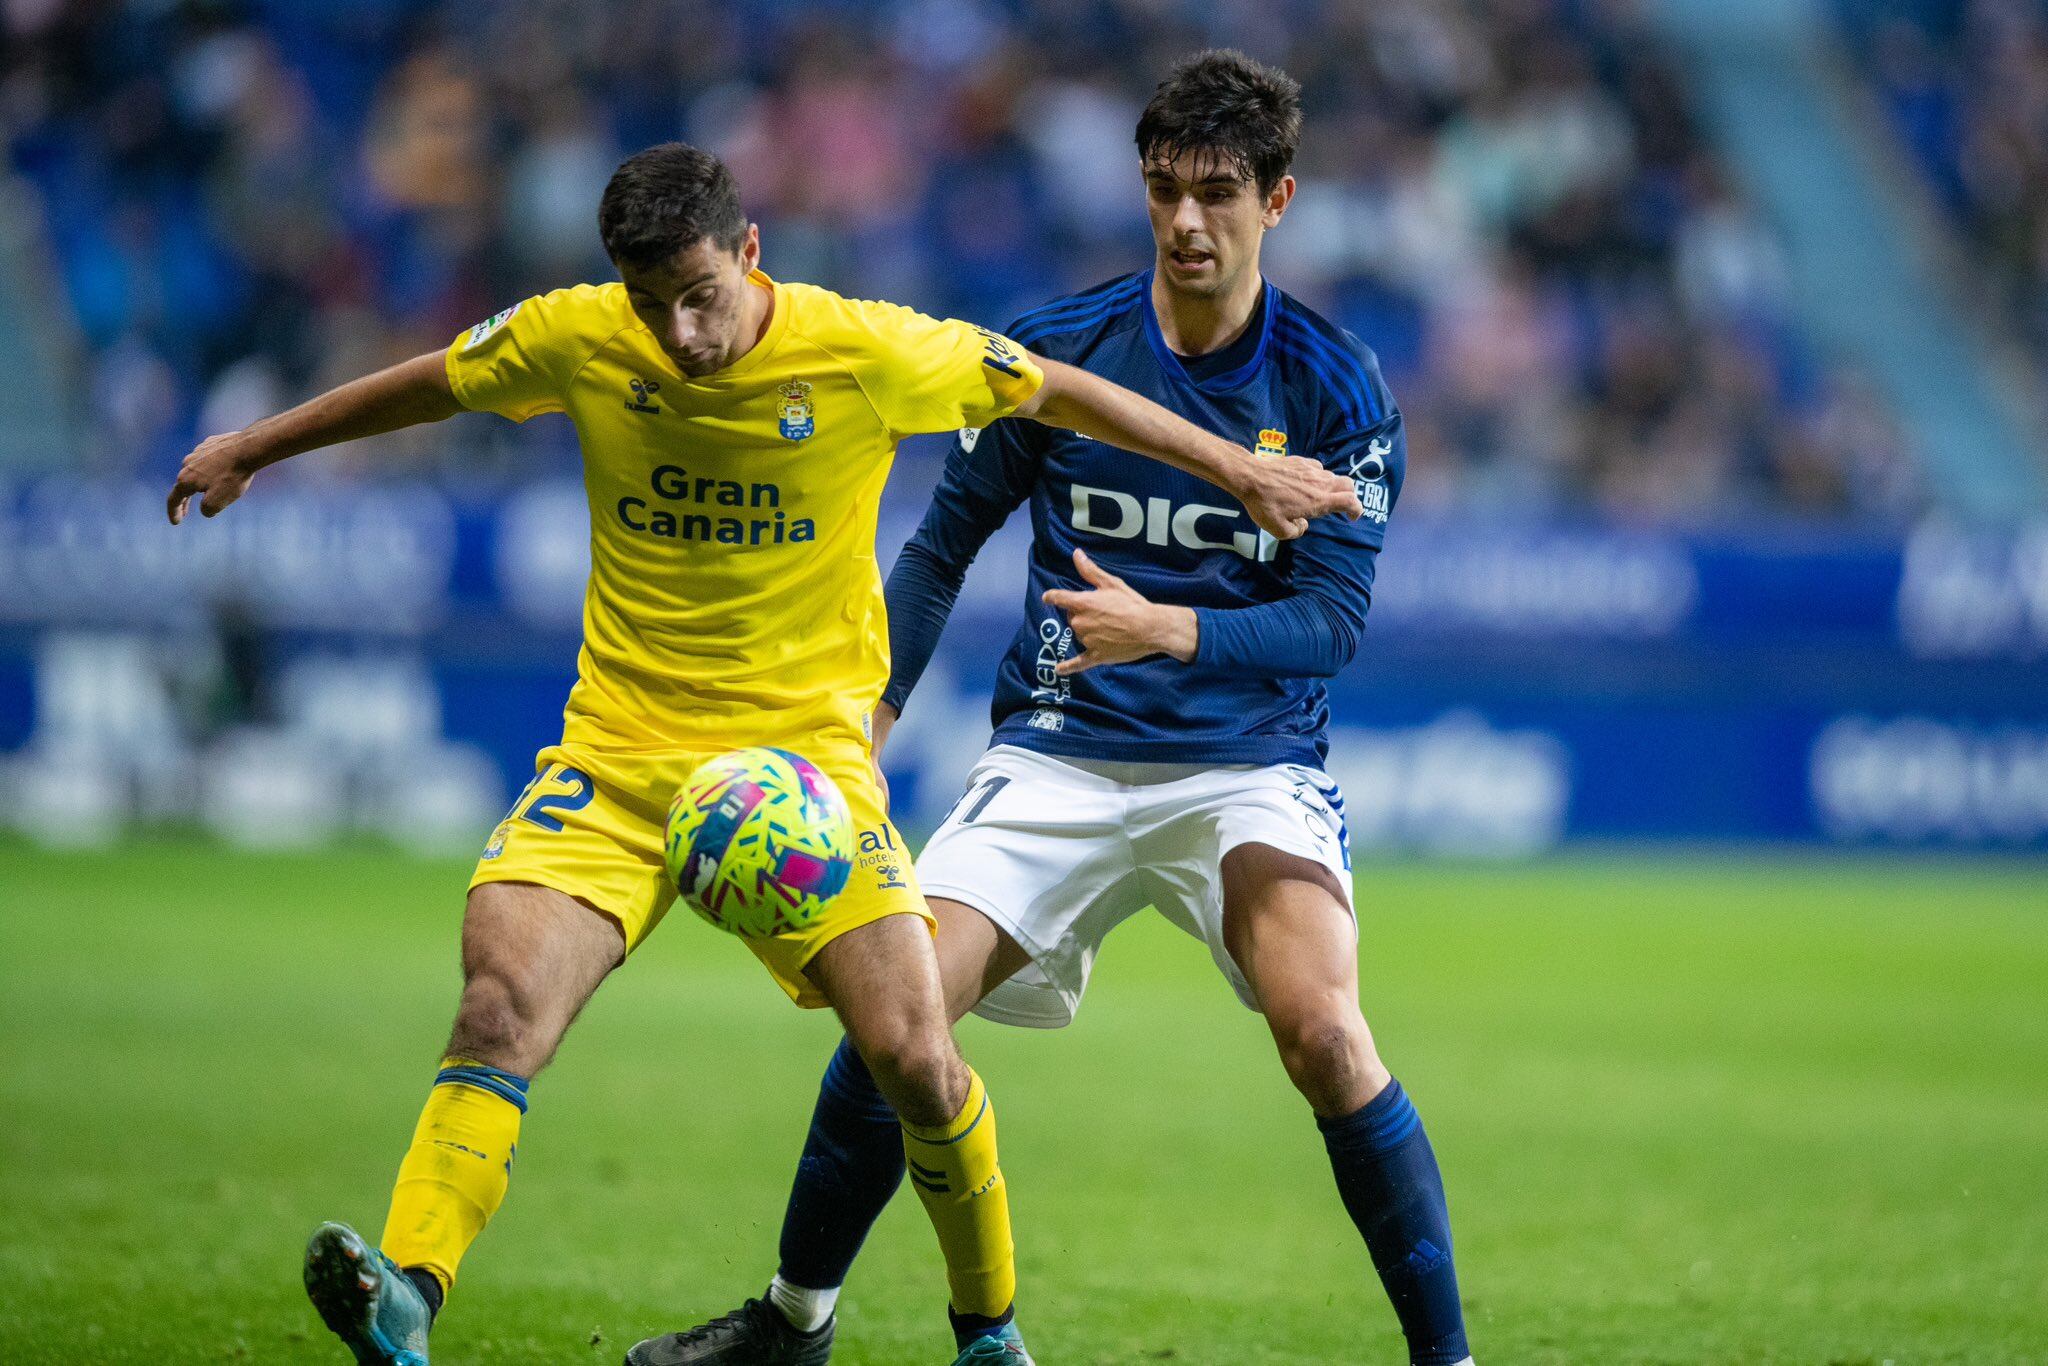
[943,773,1011,828]
[509,763,594,832]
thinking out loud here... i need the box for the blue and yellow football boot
[949,1323,1033,1364]
[303,1222,433,1365]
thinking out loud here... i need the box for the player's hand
[1042,549,1198,675]
[1231,452,1360,540]
[166,429,267,524]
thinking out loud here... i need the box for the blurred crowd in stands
[3,0,1926,524]
[1841,0,2048,384]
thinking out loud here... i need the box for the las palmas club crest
[777,380,815,442]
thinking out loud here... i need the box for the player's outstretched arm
[1016,356,1360,539]
[166,351,463,523]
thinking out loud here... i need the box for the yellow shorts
[469,739,931,1007]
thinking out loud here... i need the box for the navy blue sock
[775,1037,906,1291]
[948,1304,1015,1349]
[1318,1080,1469,1365]
[401,1268,444,1324]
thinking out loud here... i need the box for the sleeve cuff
[443,340,478,412]
[1190,607,1223,670]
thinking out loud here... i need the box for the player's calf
[808,916,1028,1353]
[1223,844,1472,1364]
[364,883,622,1339]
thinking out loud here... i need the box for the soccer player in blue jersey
[630,50,1471,1366]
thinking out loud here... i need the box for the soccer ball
[665,747,855,938]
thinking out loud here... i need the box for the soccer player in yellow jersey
[166,142,1358,1366]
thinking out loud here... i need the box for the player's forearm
[1022,360,1361,538]
[1021,359,1248,494]
[1193,591,1363,678]
[240,352,463,469]
[169,351,466,523]
[881,540,970,714]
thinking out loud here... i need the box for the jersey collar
[1140,269,1278,395]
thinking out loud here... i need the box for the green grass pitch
[1,841,2044,1363]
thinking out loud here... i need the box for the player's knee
[1274,1011,1384,1115]
[448,968,544,1072]
[858,1028,964,1128]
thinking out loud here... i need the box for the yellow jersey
[445,271,1044,751]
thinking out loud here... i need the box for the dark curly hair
[598,142,748,270]
[1135,49,1303,195]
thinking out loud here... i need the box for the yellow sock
[901,1067,1016,1318]
[377,1059,527,1295]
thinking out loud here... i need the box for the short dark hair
[1135,49,1302,196]
[598,142,748,270]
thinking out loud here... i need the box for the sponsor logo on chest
[1064,422,1307,561]
[1069,483,1277,562]
[615,464,819,547]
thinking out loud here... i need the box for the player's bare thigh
[446,880,626,1079]
[805,912,973,1128]
[930,897,1033,1024]
[1220,843,1392,1116]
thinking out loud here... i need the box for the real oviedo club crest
[777,380,816,442]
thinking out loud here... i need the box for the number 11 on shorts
[945,773,1011,827]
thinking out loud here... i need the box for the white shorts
[917,745,1354,1029]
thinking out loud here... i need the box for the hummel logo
[625,377,661,414]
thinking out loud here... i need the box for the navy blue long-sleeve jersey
[882,269,1404,768]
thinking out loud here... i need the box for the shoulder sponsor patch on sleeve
[464,302,522,350]
[974,325,1024,379]
[1352,435,1394,523]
